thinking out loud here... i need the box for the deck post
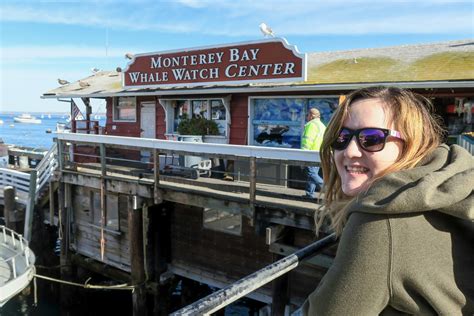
[24,169,37,241]
[249,157,257,225]
[59,181,75,308]
[99,143,107,260]
[4,186,20,231]
[153,204,172,314]
[129,196,148,316]
[153,149,162,204]
[271,229,293,316]
[49,179,55,225]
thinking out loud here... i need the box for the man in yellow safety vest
[301,108,326,198]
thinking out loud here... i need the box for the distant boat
[13,114,42,124]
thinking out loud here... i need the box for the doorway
[140,101,156,162]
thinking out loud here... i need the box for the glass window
[211,99,226,136]
[114,97,136,121]
[191,100,208,118]
[173,100,190,131]
[251,97,339,148]
[307,98,339,125]
[203,208,242,236]
[252,98,305,148]
[171,99,227,136]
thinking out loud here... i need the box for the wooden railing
[72,120,100,134]
[0,144,58,240]
[56,132,321,209]
[0,169,31,203]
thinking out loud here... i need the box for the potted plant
[177,116,220,137]
[176,116,220,168]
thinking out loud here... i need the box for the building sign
[123,38,306,88]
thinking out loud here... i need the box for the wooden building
[42,38,474,314]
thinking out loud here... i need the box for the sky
[0,0,473,114]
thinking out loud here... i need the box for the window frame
[159,97,230,137]
[248,95,339,148]
[112,96,137,122]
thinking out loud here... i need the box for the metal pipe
[170,233,337,316]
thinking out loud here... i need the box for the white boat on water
[13,114,42,124]
[0,226,36,307]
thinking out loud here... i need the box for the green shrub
[177,117,220,136]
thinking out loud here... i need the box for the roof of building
[43,39,474,99]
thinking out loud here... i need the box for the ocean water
[0,113,70,149]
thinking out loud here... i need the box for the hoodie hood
[347,144,473,221]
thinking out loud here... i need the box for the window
[251,97,339,148]
[170,98,227,136]
[211,100,227,135]
[191,100,209,118]
[203,208,242,235]
[173,100,190,131]
[113,97,136,121]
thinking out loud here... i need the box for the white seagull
[259,22,275,37]
[58,78,70,85]
[125,52,134,60]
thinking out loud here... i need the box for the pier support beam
[129,196,147,316]
[59,182,75,308]
[4,186,21,232]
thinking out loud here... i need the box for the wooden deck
[63,162,323,230]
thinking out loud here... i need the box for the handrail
[170,233,338,316]
[0,169,31,194]
[34,143,58,200]
[56,132,320,164]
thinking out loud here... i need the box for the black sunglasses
[332,127,403,152]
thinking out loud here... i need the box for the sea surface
[0,113,105,149]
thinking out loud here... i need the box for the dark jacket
[302,144,474,315]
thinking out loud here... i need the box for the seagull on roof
[58,78,70,85]
[125,53,134,60]
[79,80,90,88]
[259,23,275,37]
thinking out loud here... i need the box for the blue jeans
[305,166,323,198]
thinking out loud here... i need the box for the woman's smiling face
[334,98,404,197]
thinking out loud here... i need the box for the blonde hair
[317,86,444,235]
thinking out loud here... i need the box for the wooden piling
[59,182,75,308]
[24,169,37,241]
[129,196,147,316]
[4,186,19,231]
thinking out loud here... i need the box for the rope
[33,273,135,292]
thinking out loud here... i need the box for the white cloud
[1,1,472,36]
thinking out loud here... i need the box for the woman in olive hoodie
[302,87,473,315]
